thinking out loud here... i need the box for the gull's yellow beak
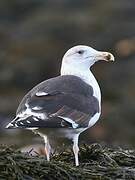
[96,51,115,62]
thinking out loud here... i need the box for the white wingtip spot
[33,117,39,121]
[32,106,43,110]
[15,123,19,127]
[36,92,48,96]
[26,120,31,124]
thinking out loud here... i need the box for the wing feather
[15,75,99,129]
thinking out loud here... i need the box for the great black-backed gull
[6,45,114,166]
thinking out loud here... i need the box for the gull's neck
[61,63,101,105]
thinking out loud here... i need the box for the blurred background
[0,0,135,150]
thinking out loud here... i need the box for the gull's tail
[5,116,19,129]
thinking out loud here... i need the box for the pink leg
[43,136,51,161]
[73,134,79,166]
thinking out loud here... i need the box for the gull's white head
[61,45,114,75]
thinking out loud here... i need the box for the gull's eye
[77,50,84,55]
